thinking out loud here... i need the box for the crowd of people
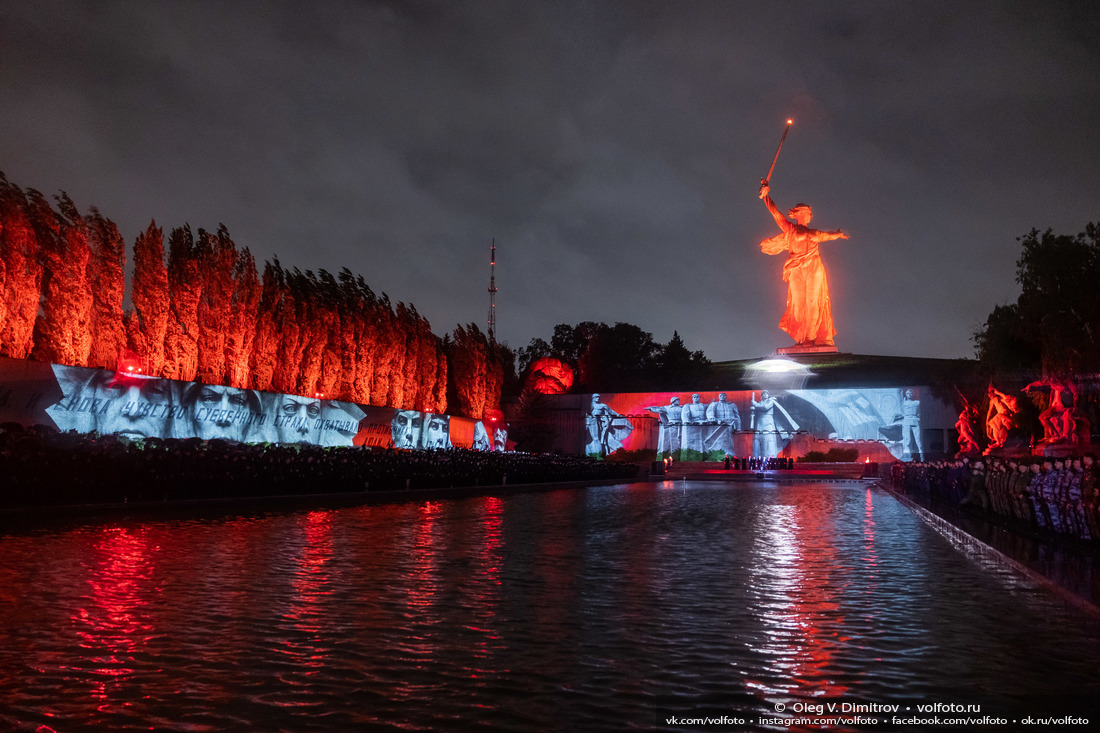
[892,455,1099,542]
[0,423,639,509]
[722,455,795,471]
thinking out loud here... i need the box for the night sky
[2,1,1098,364]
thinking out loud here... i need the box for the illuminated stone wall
[0,358,507,451]
[544,387,957,461]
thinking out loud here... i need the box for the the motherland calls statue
[757,182,848,347]
[757,181,848,346]
[754,120,848,348]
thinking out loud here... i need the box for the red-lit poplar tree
[315,269,343,399]
[271,267,306,394]
[248,259,285,392]
[29,191,93,366]
[370,294,396,406]
[85,208,127,369]
[226,246,261,388]
[0,171,506,416]
[163,226,203,381]
[351,275,380,404]
[196,226,237,385]
[448,323,496,419]
[127,221,169,374]
[0,175,43,359]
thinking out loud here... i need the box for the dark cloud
[1,0,1098,363]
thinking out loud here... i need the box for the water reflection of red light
[407,501,441,613]
[387,501,451,703]
[480,497,503,584]
[301,510,333,571]
[745,492,851,700]
[72,526,157,705]
[284,510,335,670]
[465,496,504,667]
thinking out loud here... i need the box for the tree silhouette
[127,221,169,373]
[0,170,506,415]
[86,208,127,369]
[29,191,93,367]
[975,224,1100,378]
[0,175,44,359]
[163,225,203,381]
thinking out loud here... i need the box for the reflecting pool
[2,481,1098,731]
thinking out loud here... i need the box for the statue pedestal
[1034,443,1091,459]
[777,343,839,355]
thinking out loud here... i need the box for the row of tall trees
[0,172,502,418]
[516,321,711,393]
[448,323,507,419]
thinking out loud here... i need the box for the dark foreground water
[2,481,1099,732]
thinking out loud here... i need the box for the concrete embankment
[648,461,874,481]
[0,475,643,528]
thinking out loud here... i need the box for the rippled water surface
[3,481,1100,731]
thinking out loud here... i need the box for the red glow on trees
[196,226,237,385]
[0,174,43,359]
[163,225,202,382]
[86,208,127,370]
[29,190,93,366]
[127,221,169,375]
[0,170,493,416]
[448,323,505,419]
[226,246,261,388]
[249,259,284,392]
[524,357,574,395]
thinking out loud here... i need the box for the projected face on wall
[473,420,491,450]
[181,384,263,442]
[50,368,179,441]
[392,410,423,449]
[39,362,501,451]
[98,373,177,441]
[271,393,322,444]
[421,413,451,449]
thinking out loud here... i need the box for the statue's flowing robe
[760,228,836,345]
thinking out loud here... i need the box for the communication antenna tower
[487,238,498,343]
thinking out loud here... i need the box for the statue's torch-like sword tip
[763,120,793,186]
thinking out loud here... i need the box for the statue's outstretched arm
[810,227,849,243]
[758,182,791,231]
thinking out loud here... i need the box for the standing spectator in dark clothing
[1008,460,1034,524]
[960,460,988,511]
[1083,453,1100,539]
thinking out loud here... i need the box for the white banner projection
[584,387,926,461]
[0,358,506,451]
